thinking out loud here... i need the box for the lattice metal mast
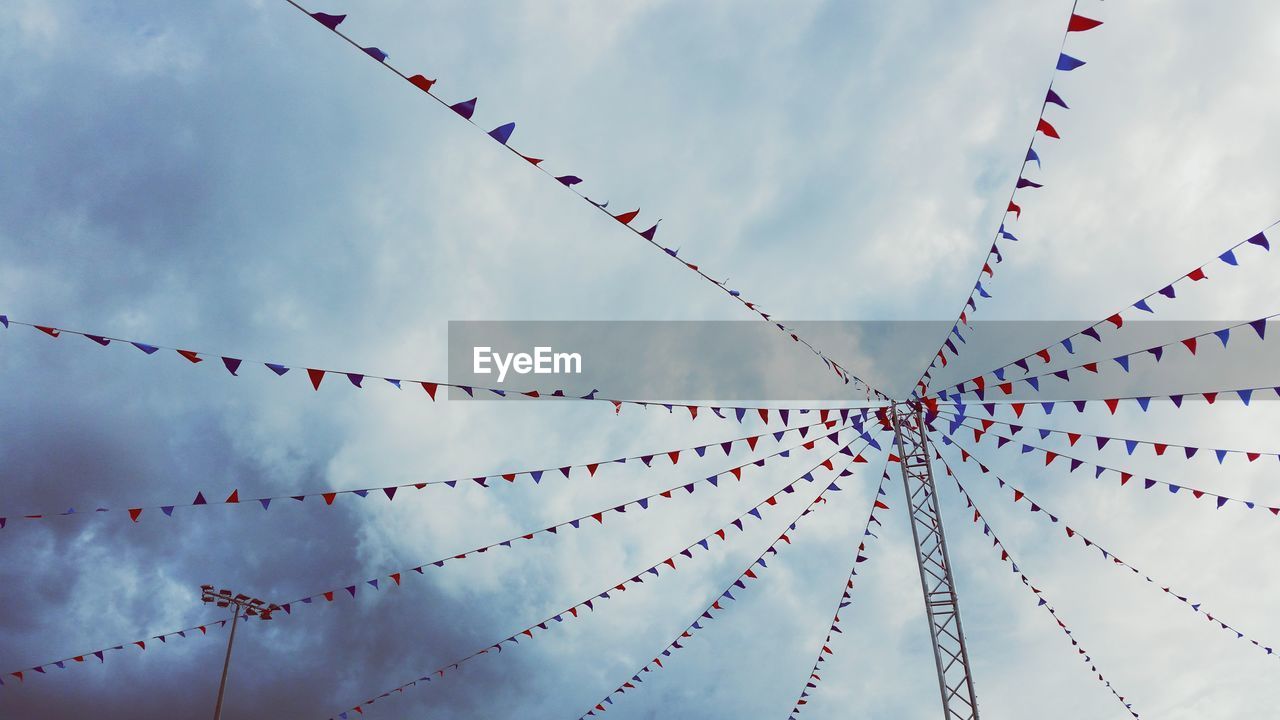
[890,402,981,720]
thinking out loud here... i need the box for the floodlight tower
[200,585,280,720]
[889,402,981,720]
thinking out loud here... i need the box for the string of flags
[0,414,871,531]
[928,224,1275,399]
[937,381,1280,419]
[0,316,886,422]
[279,0,882,396]
[915,2,1106,397]
[573,454,891,719]
[324,433,887,719]
[941,314,1275,400]
[936,418,1280,516]
[932,448,1140,719]
[941,433,1278,659]
[785,469,891,720]
[277,426,878,615]
[3,432,884,695]
[1,618,228,688]
[935,410,1280,466]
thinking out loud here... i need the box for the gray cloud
[2,1,1280,719]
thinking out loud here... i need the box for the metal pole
[891,402,980,720]
[213,604,240,720]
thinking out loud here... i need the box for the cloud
[2,1,1279,718]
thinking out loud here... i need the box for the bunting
[932,450,1141,718]
[935,411,1280,466]
[322,433,884,719]
[940,315,1275,400]
[785,470,891,719]
[914,4,1107,397]
[0,316,886,423]
[937,419,1280,516]
[1,617,228,688]
[572,452,891,718]
[937,382,1280,420]
[280,428,877,616]
[928,224,1275,399]
[941,433,1279,660]
[277,0,882,396]
[0,415,871,530]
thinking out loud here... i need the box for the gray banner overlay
[447,320,1278,402]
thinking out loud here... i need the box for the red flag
[421,382,439,400]
[177,349,202,364]
[322,492,337,505]
[613,209,639,225]
[225,489,239,504]
[35,326,61,337]
[128,508,143,522]
[1007,200,1022,219]
[407,74,435,93]
[1067,14,1103,32]
[308,368,325,390]
[1036,118,1060,139]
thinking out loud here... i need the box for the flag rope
[941,431,1279,659]
[784,468,891,719]
[275,423,874,614]
[0,316,886,421]
[931,445,1140,718]
[925,223,1275,399]
[936,416,1280,516]
[934,410,1280,466]
[939,314,1276,401]
[323,431,887,719]
[0,414,870,530]
[934,382,1279,418]
[273,1,883,396]
[913,1,1106,397]
[1,617,230,688]
[570,452,891,719]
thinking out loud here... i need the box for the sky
[2,0,1279,718]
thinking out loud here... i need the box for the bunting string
[935,410,1280,466]
[936,381,1280,419]
[1,617,229,688]
[572,453,892,719]
[940,432,1278,659]
[4,432,882,696]
[276,1,882,396]
[936,417,1280,516]
[914,2,1107,396]
[274,425,878,615]
[0,316,886,422]
[0,414,870,530]
[322,432,886,720]
[940,315,1275,400]
[785,469,891,720]
[927,223,1275,399]
[931,448,1140,718]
